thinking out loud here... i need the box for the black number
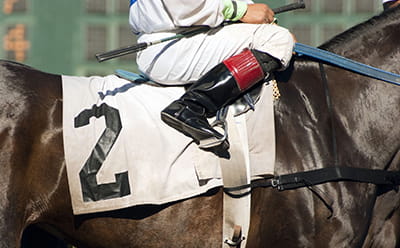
[74,103,130,202]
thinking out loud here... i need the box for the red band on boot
[223,49,264,91]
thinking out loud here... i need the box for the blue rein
[294,43,400,87]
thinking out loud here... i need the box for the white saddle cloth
[62,74,276,215]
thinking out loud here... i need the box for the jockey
[383,0,400,9]
[129,0,294,151]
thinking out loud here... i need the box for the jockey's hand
[389,0,400,8]
[240,4,275,24]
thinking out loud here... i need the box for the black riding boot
[161,49,280,150]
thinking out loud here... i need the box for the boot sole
[161,112,224,146]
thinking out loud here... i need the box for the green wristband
[222,0,248,21]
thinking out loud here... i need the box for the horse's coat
[1,7,400,248]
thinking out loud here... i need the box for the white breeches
[136,23,294,85]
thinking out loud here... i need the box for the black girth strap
[274,167,400,190]
[224,167,400,197]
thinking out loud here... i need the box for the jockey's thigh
[137,23,294,85]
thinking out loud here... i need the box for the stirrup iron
[198,106,229,149]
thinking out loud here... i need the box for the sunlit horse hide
[62,74,276,215]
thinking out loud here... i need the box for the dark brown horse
[1,7,400,248]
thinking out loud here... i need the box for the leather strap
[220,111,251,248]
[224,166,400,195]
[274,166,400,191]
[294,43,400,86]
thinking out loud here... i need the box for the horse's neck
[289,11,400,170]
[330,49,399,170]
[277,52,400,172]
[274,61,338,171]
[321,9,400,72]
[277,10,400,172]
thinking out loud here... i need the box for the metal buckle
[224,225,245,247]
[224,237,245,247]
[271,178,279,188]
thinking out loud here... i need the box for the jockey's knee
[252,25,295,69]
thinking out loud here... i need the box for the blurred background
[0,0,383,77]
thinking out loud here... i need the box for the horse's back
[0,59,61,93]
